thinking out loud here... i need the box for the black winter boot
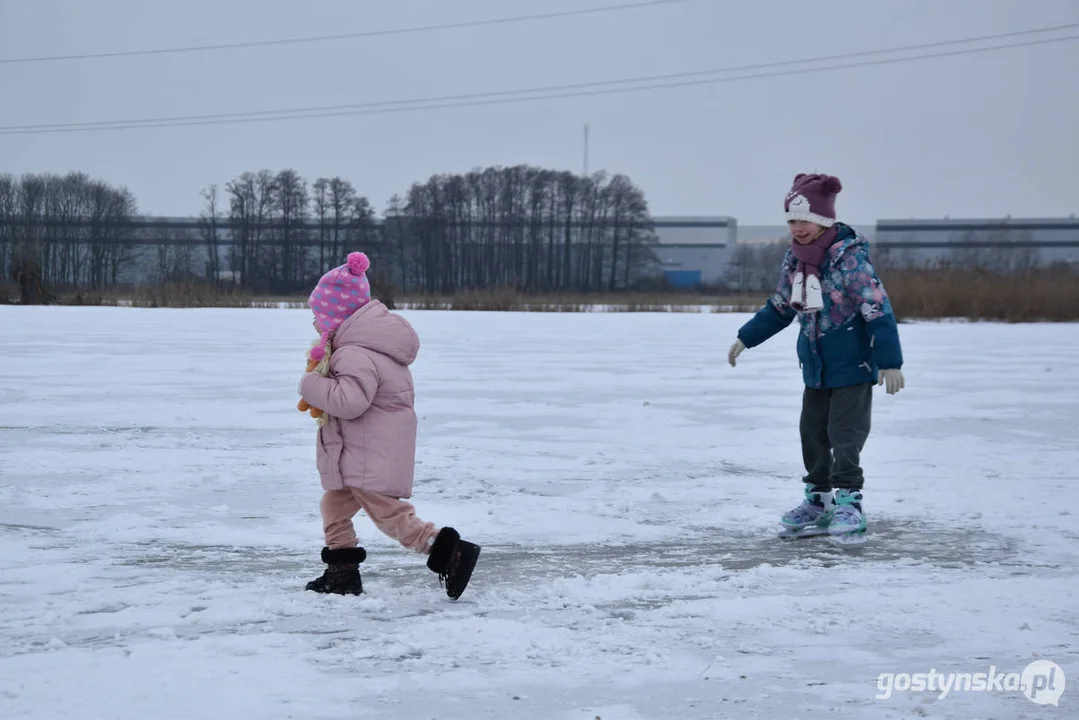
[305,546,366,595]
[426,527,480,600]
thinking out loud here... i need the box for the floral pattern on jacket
[738,223,903,389]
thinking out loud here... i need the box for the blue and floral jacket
[737,223,903,389]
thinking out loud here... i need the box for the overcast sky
[1,0,1077,225]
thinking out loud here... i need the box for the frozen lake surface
[1,306,1076,719]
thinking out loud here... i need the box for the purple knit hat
[308,251,372,361]
[784,173,843,227]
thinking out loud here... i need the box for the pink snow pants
[320,488,438,553]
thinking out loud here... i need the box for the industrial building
[649,216,736,287]
[648,215,1077,288]
[873,217,1079,268]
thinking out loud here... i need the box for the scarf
[789,225,837,312]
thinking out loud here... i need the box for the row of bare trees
[128,171,379,292]
[1,165,660,298]
[204,170,380,293]
[0,173,137,301]
[205,165,658,294]
[390,166,657,294]
[725,241,790,293]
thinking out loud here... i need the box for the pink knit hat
[308,251,372,361]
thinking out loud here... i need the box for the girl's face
[789,220,826,245]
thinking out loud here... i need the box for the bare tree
[102,185,137,287]
[225,174,254,282]
[328,177,356,264]
[753,241,789,291]
[200,184,222,283]
[311,177,330,272]
[384,194,410,289]
[0,172,135,301]
[153,227,196,282]
[725,244,757,294]
[274,169,308,291]
[0,175,14,294]
[350,196,378,257]
[225,170,276,290]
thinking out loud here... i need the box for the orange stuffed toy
[297,337,332,426]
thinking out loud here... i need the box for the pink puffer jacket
[298,300,419,498]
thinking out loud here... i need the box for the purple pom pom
[821,175,843,194]
[347,252,370,275]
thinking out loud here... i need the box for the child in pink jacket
[298,251,480,599]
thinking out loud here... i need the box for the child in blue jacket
[727,173,905,539]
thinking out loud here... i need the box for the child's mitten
[878,368,905,395]
[728,338,745,367]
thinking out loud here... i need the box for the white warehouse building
[648,216,736,287]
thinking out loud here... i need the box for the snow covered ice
[1,306,1077,719]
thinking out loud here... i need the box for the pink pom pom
[308,334,328,362]
[347,252,370,275]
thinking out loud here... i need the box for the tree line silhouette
[0,165,660,300]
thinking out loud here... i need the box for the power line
[2,31,1076,136]
[0,0,689,65]
[6,21,1075,133]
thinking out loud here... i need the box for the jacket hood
[829,222,868,261]
[332,300,419,366]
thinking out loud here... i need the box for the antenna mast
[583,123,590,176]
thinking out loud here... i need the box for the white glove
[728,339,746,367]
[878,368,905,394]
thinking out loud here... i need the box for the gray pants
[799,383,873,490]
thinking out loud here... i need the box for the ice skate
[778,485,835,539]
[828,489,867,545]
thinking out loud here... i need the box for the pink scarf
[789,226,837,312]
